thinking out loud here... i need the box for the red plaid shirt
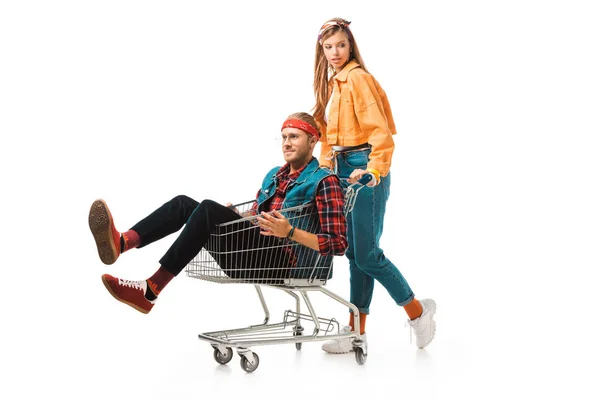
[253,163,348,256]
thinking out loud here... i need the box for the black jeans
[131,195,292,280]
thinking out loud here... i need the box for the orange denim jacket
[317,60,397,176]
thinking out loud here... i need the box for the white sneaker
[407,299,437,349]
[321,325,367,354]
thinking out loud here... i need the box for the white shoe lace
[117,279,145,292]
[340,325,352,335]
[328,326,352,346]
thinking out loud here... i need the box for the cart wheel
[354,347,367,365]
[240,352,260,373]
[293,327,303,351]
[213,347,233,365]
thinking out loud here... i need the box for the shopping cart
[186,175,373,373]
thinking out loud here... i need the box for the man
[89,112,348,314]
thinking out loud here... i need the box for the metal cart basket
[186,192,369,373]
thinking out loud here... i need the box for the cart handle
[220,202,315,227]
[357,173,374,186]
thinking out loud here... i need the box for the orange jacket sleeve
[349,72,396,176]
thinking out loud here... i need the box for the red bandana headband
[281,119,320,138]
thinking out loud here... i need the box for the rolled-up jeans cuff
[396,293,415,307]
[348,307,370,314]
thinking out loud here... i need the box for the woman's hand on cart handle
[348,169,379,187]
[257,211,292,238]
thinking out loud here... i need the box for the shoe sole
[322,333,365,354]
[418,300,437,349]
[322,348,353,354]
[102,275,151,314]
[89,199,119,265]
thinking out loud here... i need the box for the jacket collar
[333,60,361,82]
[271,157,319,185]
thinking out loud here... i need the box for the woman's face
[322,30,351,72]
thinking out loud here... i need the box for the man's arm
[256,211,321,251]
[311,175,348,256]
[256,175,347,255]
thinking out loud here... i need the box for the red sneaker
[102,274,155,314]
[89,199,121,265]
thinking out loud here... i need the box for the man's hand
[257,211,292,238]
[227,202,257,218]
[226,202,239,214]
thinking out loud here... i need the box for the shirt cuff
[317,234,331,256]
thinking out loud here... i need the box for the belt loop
[333,150,339,175]
[325,149,339,174]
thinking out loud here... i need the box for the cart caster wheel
[293,327,303,351]
[240,352,260,373]
[354,347,367,365]
[213,347,233,365]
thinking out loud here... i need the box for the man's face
[281,128,313,165]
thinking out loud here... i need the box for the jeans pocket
[343,150,369,169]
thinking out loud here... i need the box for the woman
[313,18,436,353]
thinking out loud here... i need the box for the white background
[1,1,599,399]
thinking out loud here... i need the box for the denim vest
[257,157,336,280]
[257,157,333,211]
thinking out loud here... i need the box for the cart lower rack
[186,199,368,373]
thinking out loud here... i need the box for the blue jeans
[131,196,293,280]
[335,148,414,314]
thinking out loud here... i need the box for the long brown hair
[312,18,368,124]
